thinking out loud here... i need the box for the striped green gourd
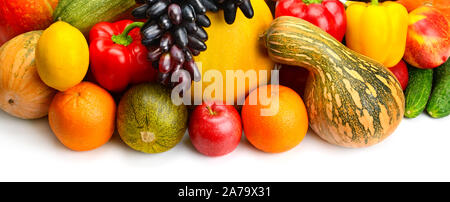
[261,16,405,148]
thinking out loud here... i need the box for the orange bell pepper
[345,0,409,67]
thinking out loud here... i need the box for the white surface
[0,108,449,182]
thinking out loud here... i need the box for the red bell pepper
[89,20,157,92]
[275,0,347,42]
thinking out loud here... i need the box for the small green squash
[404,65,433,118]
[427,59,450,118]
[261,16,405,148]
[117,83,188,154]
[53,0,136,34]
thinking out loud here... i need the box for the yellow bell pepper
[345,0,409,67]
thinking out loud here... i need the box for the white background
[0,108,449,182]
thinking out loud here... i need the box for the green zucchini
[426,59,450,118]
[404,65,433,118]
[53,0,136,34]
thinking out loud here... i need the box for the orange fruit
[48,82,116,151]
[242,85,308,153]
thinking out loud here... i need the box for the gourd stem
[111,22,145,46]
[371,0,379,5]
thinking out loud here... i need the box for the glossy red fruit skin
[89,20,157,92]
[0,0,58,46]
[188,101,242,157]
[275,0,347,41]
[279,65,309,98]
[388,60,409,91]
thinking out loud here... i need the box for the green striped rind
[117,83,188,154]
[262,16,405,148]
[53,0,136,34]
[426,59,450,118]
[404,66,433,118]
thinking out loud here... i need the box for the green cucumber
[53,0,136,34]
[426,59,450,118]
[404,65,433,118]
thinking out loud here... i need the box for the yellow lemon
[36,21,89,91]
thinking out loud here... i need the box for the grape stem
[111,22,145,46]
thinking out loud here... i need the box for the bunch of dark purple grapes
[132,0,254,87]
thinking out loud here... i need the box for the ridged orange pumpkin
[0,31,57,119]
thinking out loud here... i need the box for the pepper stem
[371,0,379,5]
[111,22,145,46]
[302,0,323,4]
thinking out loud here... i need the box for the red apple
[0,0,59,45]
[403,5,450,69]
[188,101,242,157]
[388,60,409,91]
[279,65,309,98]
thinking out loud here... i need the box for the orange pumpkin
[0,31,57,119]
[398,0,450,20]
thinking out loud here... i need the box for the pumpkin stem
[8,99,14,105]
[259,31,268,49]
[371,0,379,5]
[111,22,145,46]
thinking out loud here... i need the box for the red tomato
[389,60,409,90]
